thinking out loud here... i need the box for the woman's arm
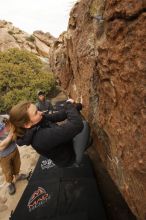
[33,102,84,150]
[44,101,82,123]
[44,109,67,122]
[0,131,13,151]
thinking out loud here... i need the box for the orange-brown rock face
[49,0,146,219]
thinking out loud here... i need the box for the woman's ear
[24,122,32,128]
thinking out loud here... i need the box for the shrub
[26,35,35,42]
[0,48,56,113]
[8,30,14,35]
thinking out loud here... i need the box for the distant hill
[0,20,56,58]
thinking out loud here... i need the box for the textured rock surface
[49,0,146,219]
[0,20,55,58]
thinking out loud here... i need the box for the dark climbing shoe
[8,183,16,195]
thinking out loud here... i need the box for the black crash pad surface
[10,155,107,220]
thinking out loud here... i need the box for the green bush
[26,35,35,42]
[8,30,14,35]
[0,48,56,113]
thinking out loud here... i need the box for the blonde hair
[9,101,31,138]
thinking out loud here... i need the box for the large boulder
[49,0,146,219]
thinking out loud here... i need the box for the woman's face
[27,104,43,127]
[38,95,45,102]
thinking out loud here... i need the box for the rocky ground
[0,145,39,220]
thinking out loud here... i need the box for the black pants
[73,120,90,164]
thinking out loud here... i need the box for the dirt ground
[0,146,39,220]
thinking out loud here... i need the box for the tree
[0,48,56,113]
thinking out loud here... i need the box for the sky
[0,0,77,37]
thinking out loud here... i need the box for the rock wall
[49,0,146,219]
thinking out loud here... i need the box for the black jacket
[17,102,83,167]
[36,100,53,113]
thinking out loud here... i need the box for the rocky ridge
[0,20,56,58]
